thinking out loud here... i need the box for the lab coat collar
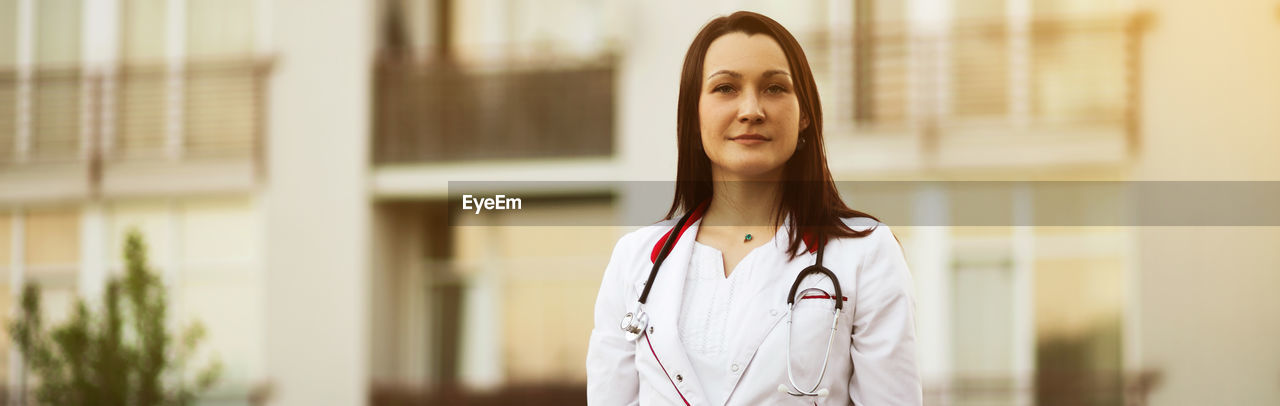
[650,201,710,263]
[649,206,819,263]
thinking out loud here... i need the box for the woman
[587,11,921,405]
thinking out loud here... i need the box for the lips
[731,134,768,141]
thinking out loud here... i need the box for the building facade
[1,0,1277,405]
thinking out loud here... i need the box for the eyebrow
[706,69,792,80]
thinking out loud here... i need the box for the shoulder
[826,217,909,277]
[840,216,886,234]
[829,218,913,298]
[828,216,899,254]
[614,217,681,254]
[604,218,682,277]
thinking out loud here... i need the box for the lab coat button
[648,326,655,335]
[730,363,739,372]
[769,309,778,316]
[675,374,683,383]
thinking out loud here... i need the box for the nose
[737,94,765,124]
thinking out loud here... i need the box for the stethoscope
[618,206,843,398]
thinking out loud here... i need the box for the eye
[712,84,736,94]
[764,84,788,95]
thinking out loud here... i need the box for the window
[1030,0,1130,126]
[185,0,258,158]
[444,198,617,384]
[115,0,261,160]
[1033,227,1126,405]
[953,249,1017,404]
[108,197,263,388]
[117,0,167,158]
[177,198,262,385]
[32,0,82,161]
[853,0,910,127]
[24,209,80,274]
[186,0,254,59]
[852,0,1137,136]
[0,0,17,161]
[0,212,12,383]
[0,0,15,66]
[374,0,620,162]
[22,209,82,328]
[951,0,1010,121]
[451,0,621,63]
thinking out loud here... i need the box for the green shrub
[9,229,222,405]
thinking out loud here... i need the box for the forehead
[702,32,790,77]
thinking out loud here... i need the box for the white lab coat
[587,215,922,405]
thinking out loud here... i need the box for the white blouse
[678,227,787,406]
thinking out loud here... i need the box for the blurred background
[0,0,1278,405]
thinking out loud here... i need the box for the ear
[800,114,811,131]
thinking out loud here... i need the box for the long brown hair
[665,11,878,260]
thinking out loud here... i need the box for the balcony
[0,58,272,202]
[372,55,615,165]
[803,13,1149,171]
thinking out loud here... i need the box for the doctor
[587,11,922,406]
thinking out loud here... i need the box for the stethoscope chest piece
[620,307,649,342]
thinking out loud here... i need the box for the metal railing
[29,66,85,164]
[372,55,615,164]
[0,58,271,167]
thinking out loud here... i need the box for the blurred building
[1,0,1278,405]
[0,0,269,404]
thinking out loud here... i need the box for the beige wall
[1132,0,1280,403]
[1134,0,1280,180]
[1136,227,1280,404]
[265,0,374,404]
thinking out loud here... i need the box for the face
[698,32,808,180]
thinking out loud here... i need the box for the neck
[701,168,784,229]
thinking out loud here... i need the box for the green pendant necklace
[744,233,753,243]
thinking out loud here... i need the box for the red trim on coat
[800,231,820,254]
[800,294,849,302]
[644,335,691,406]
[650,201,710,263]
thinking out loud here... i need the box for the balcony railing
[0,58,271,167]
[373,55,615,164]
[805,14,1147,141]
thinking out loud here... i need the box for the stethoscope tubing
[638,207,699,304]
[782,264,842,397]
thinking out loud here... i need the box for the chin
[719,160,787,179]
